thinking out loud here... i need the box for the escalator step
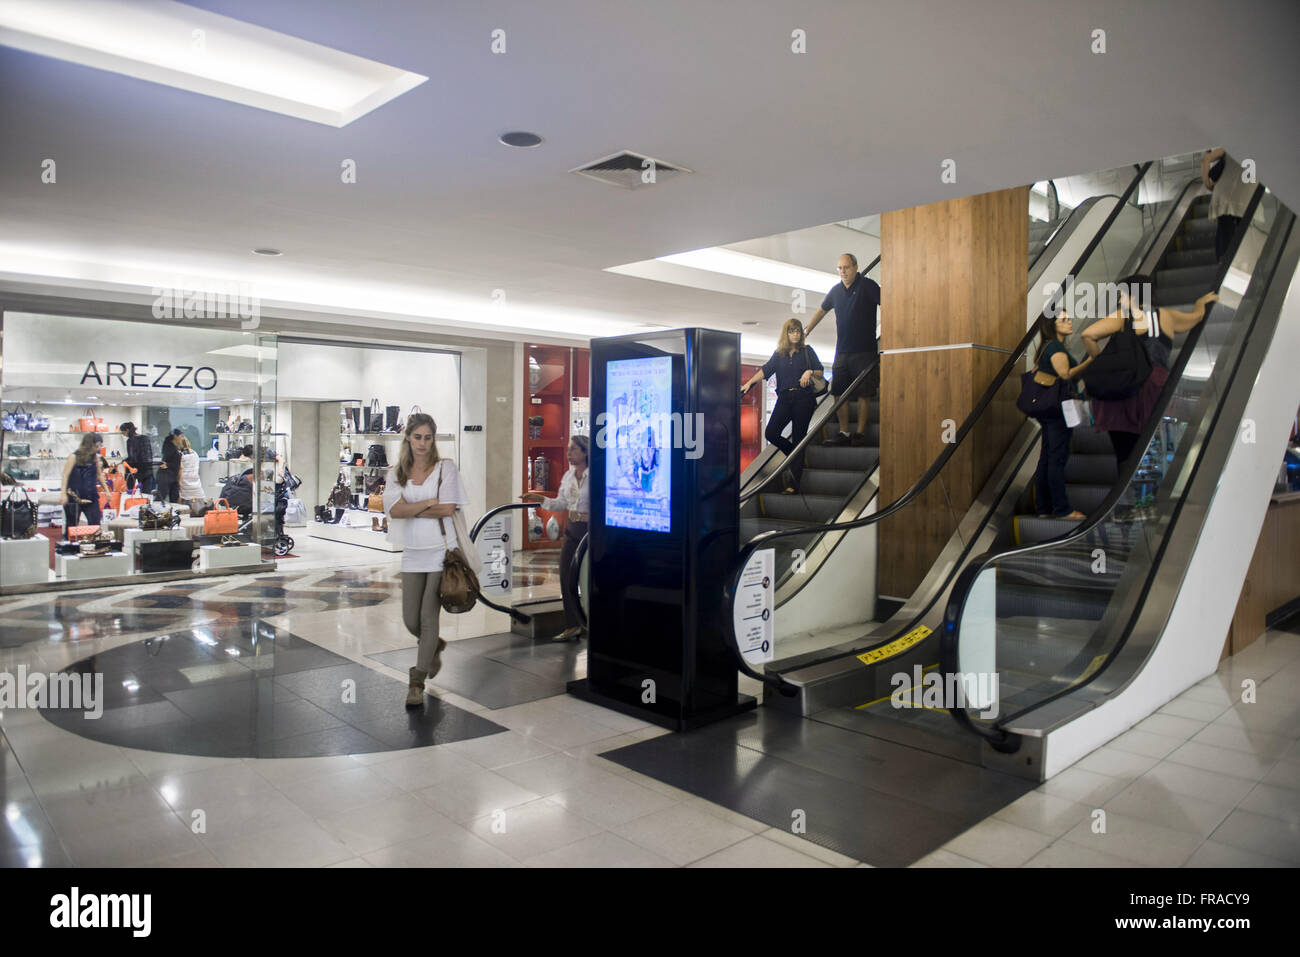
[757,492,848,523]
[1064,455,1118,485]
[1157,263,1218,291]
[1012,514,1085,546]
[804,445,880,471]
[799,469,867,496]
[1164,247,1217,270]
[1070,428,1114,456]
[996,584,1108,621]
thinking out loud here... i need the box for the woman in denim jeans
[1033,309,1093,519]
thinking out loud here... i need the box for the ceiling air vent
[570,150,692,190]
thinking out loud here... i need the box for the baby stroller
[223,467,297,557]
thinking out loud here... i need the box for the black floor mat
[600,707,1034,866]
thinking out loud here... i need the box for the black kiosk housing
[567,328,755,730]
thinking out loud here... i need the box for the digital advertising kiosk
[567,328,756,730]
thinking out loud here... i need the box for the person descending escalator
[1202,148,1255,261]
[742,317,826,493]
[805,252,881,447]
[522,435,590,642]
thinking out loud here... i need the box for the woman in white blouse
[176,436,205,502]
[382,413,470,708]
[522,435,589,642]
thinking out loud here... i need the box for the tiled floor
[1,548,1297,866]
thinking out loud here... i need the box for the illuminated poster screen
[604,356,672,532]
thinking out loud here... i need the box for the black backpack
[1081,310,1157,400]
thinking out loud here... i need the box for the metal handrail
[720,162,1153,693]
[468,501,535,624]
[940,185,1271,748]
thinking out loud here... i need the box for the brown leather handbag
[435,464,479,613]
[367,492,385,511]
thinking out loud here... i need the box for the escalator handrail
[720,162,1153,692]
[738,254,883,504]
[940,185,1271,744]
[467,501,538,624]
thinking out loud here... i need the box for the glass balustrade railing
[943,187,1288,744]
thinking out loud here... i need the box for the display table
[196,543,263,571]
[123,527,190,548]
[0,536,52,585]
[56,552,132,580]
[309,515,402,552]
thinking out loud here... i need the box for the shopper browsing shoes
[383,413,470,708]
[804,253,882,447]
[522,435,589,641]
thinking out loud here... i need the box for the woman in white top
[382,412,470,708]
[176,435,205,501]
[522,435,589,642]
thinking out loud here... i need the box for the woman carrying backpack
[382,412,470,708]
[1081,275,1218,467]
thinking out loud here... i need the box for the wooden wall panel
[877,186,1027,597]
[1225,498,1300,657]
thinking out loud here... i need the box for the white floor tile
[1182,839,1289,868]
[942,818,1053,867]
[1103,777,1235,839]
[1237,782,1300,826]
[204,819,355,868]
[910,848,989,868]
[545,773,680,828]
[690,833,831,868]
[613,803,754,866]
[1164,740,1275,781]
[1059,809,1203,867]
[315,792,465,856]
[522,831,676,868]
[465,797,604,861]
[994,790,1093,838]
[1209,808,1300,864]
[414,766,542,824]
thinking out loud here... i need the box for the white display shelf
[0,536,51,586]
[309,518,402,552]
[56,551,132,580]
[196,542,262,571]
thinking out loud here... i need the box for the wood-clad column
[877,186,1028,597]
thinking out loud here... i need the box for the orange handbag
[204,498,239,535]
[98,487,110,509]
[75,408,106,433]
[120,495,149,512]
[67,525,102,539]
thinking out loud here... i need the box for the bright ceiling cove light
[657,248,838,293]
[0,0,428,127]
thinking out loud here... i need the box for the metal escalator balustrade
[941,185,1290,753]
[723,162,1157,697]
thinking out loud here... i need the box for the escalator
[737,166,1149,649]
[724,158,1298,775]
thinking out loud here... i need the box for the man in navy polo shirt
[805,253,881,446]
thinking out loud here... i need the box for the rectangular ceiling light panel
[0,0,427,126]
[657,247,839,294]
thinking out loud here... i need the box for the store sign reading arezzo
[80,361,218,390]
[733,548,775,665]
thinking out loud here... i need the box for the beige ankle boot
[405,667,427,707]
[427,639,448,678]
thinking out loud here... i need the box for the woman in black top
[155,429,182,503]
[742,318,825,493]
[1032,309,1093,520]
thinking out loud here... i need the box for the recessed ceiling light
[658,248,838,293]
[499,131,543,148]
[0,0,427,127]
[252,248,281,257]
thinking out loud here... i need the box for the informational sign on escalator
[733,548,775,665]
[476,514,511,598]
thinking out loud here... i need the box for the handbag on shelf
[364,469,385,494]
[139,505,178,530]
[367,492,385,512]
[75,408,107,433]
[187,498,211,518]
[27,411,50,431]
[366,444,388,468]
[120,494,150,513]
[203,498,239,535]
[1016,369,1069,419]
[362,399,382,433]
[435,463,480,614]
[1,487,36,539]
[327,474,351,508]
[6,466,39,481]
[7,443,31,458]
[385,405,401,432]
[1,406,25,431]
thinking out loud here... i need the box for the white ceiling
[1,0,1296,358]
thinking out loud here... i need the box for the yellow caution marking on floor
[855,624,933,667]
[856,662,939,709]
